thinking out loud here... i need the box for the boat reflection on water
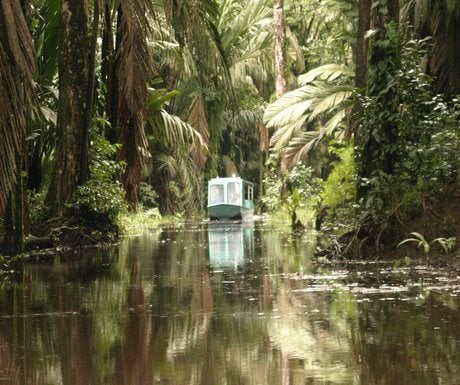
[207,222,254,270]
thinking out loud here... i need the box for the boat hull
[207,204,254,220]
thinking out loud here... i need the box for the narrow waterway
[1,221,459,384]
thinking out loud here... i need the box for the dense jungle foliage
[0,0,459,258]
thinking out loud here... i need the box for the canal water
[1,221,459,385]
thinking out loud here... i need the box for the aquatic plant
[397,232,456,255]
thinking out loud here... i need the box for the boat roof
[208,177,253,186]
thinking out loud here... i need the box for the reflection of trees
[356,293,460,385]
[261,225,360,384]
[0,332,20,385]
[0,246,128,384]
[154,226,215,385]
[57,312,96,385]
[269,285,358,384]
[112,253,153,385]
[1,227,460,385]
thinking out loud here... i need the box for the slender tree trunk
[352,0,371,147]
[13,150,24,253]
[45,0,89,214]
[101,2,119,143]
[79,0,100,185]
[354,0,371,90]
[274,0,287,98]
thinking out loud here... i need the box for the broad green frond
[219,0,272,53]
[147,87,207,158]
[269,119,306,151]
[157,110,207,152]
[266,61,356,168]
[226,108,262,131]
[282,129,327,169]
[263,87,315,127]
[147,87,180,110]
[324,108,348,134]
[298,64,354,85]
[308,85,353,120]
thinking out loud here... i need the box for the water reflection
[0,223,459,385]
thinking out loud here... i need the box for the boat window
[244,184,253,201]
[210,184,224,204]
[227,182,240,204]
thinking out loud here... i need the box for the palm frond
[308,84,354,121]
[220,0,272,53]
[187,94,210,168]
[117,0,156,208]
[286,27,305,74]
[218,0,275,91]
[155,110,207,151]
[265,61,356,166]
[298,64,355,85]
[282,129,327,169]
[34,0,60,83]
[263,86,315,127]
[269,119,307,151]
[324,107,348,134]
[228,108,264,131]
[146,87,208,164]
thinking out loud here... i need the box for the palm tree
[0,0,35,252]
[115,1,156,209]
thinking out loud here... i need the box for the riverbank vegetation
[1,0,458,260]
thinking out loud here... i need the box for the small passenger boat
[207,177,254,220]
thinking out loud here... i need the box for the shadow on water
[0,220,459,384]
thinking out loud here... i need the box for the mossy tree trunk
[0,0,34,255]
[45,0,89,215]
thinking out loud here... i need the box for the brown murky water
[1,221,459,384]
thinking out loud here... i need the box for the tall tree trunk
[45,0,89,214]
[80,0,100,185]
[0,0,35,217]
[0,0,34,255]
[101,2,120,143]
[274,0,287,98]
[354,0,371,90]
[351,0,371,144]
